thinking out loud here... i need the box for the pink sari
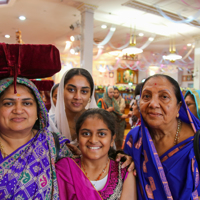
[55,157,103,200]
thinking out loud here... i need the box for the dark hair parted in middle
[141,74,182,104]
[64,68,94,97]
[76,108,116,137]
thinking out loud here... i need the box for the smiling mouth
[148,113,162,117]
[11,118,25,122]
[72,102,82,107]
[87,146,101,150]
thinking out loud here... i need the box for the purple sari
[0,77,72,200]
[124,91,200,199]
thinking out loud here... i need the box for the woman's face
[140,77,181,129]
[0,84,38,134]
[64,75,91,113]
[185,94,198,118]
[52,87,58,106]
[78,116,114,161]
[108,88,114,99]
[132,100,140,119]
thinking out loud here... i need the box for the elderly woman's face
[140,77,181,129]
[185,94,198,118]
[0,84,38,133]
[108,88,114,99]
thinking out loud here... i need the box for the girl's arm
[120,172,137,200]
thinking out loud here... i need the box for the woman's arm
[120,172,137,200]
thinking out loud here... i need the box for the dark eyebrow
[80,128,108,131]
[142,89,171,94]
[67,84,90,89]
[2,98,35,101]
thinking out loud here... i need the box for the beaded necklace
[174,119,182,145]
[81,158,110,181]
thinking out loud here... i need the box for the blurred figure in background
[184,89,200,120]
[49,83,59,115]
[114,87,126,113]
[129,83,143,128]
[97,86,129,150]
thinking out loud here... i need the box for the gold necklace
[0,130,35,159]
[81,158,110,181]
[174,119,182,145]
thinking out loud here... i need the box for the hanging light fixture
[122,26,143,57]
[163,36,182,63]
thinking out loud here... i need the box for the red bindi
[155,83,157,85]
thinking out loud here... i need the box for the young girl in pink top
[56,108,137,200]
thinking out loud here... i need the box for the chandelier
[122,26,143,57]
[163,37,182,63]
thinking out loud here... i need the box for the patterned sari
[0,77,72,200]
[124,91,200,200]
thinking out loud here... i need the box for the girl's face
[108,88,114,99]
[78,116,114,161]
[64,75,91,114]
[52,87,58,106]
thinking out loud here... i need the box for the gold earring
[177,113,179,118]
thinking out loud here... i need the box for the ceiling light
[70,49,75,54]
[70,46,80,55]
[97,45,104,49]
[163,53,182,62]
[101,24,107,29]
[19,16,26,21]
[5,34,10,38]
[109,51,122,56]
[149,37,154,41]
[122,46,143,55]
[110,27,116,32]
[139,33,144,37]
[70,35,81,42]
[187,43,192,47]
[65,41,72,49]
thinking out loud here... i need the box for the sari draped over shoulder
[124,91,200,200]
[0,77,72,200]
[55,158,128,200]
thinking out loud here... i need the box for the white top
[91,175,108,191]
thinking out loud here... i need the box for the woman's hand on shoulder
[116,153,136,175]
[107,107,114,112]
[66,143,81,156]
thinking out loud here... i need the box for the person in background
[124,74,200,200]
[184,89,200,120]
[97,86,129,150]
[56,108,137,200]
[114,87,126,113]
[129,83,143,127]
[49,83,59,116]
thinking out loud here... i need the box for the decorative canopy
[0,43,61,92]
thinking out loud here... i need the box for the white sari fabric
[49,69,98,141]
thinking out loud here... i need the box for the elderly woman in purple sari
[124,74,200,199]
[0,77,72,199]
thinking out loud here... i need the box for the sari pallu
[0,77,72,200]
[124,91,200,200]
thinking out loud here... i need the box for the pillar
[77,3,98,75]
[193,38,200,89]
